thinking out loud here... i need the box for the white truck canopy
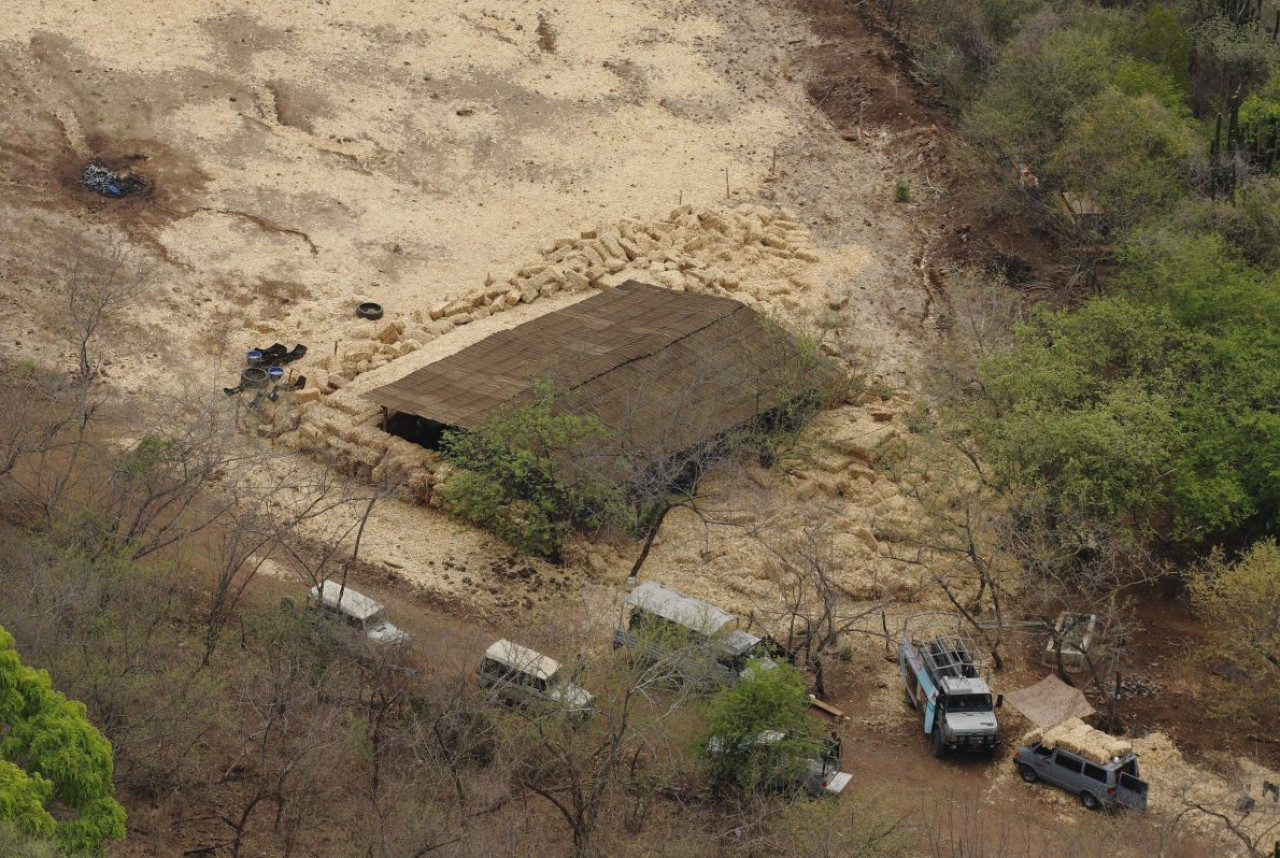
[484,639,562,682]
[309,580,387,625]
[625,581,738,637]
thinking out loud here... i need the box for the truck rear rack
[920,635,980,679]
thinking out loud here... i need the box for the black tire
[356,301,384,320]
[241,366,269,388]
[1080,791,1100,810]
[931,729,947,759]
[1018,764,1037,783]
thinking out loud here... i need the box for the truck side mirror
[996,694,1004,709]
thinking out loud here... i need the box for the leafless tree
[758,511,922,698]
[1,244,148,520]
[880,435,1016,670]
[883,424,1162,712]
[219,604,351,858]
[199,463,379,665]
[920,790,1203,858]
[505,626,707,858]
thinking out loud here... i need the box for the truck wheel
[1080,791,1100,810]
[1018,764,1037,783]
[931,729,947,759]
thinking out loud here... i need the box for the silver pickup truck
[1013,741,1149,810]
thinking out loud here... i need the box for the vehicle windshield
[946,693,993,712]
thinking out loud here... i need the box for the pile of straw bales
[265,203,830,501]
[1022,717,1133,765]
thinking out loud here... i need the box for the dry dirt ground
[0,0,945,613]
[2,1,1273,855]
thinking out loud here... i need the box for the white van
[306,580,412,648]
[477,639,594,717]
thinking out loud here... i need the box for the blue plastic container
[246,349,264,366]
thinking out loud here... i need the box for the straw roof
[363,281,834,465]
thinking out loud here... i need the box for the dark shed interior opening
[386,411,451,449]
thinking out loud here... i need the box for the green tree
[966,17,1121,160]
[700,661,815,793]
[0,625,126,855]
[1191,14,1280,114]
[978,299,1192,523]
[975,270,1280,546]
[1188,540,1280,722]
[1129,5,1192,95]
[439,388,626,559]
[1049,87,1193,228]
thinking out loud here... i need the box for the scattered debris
[80,163,146,197]
[225,344,308,396]
[1114,674,1162,700]
[248,343,308,366]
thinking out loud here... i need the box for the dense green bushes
[0,625,126,855]
[976,291,1276,543]
[439,391,627,559]
[700,662,815,793]
[878,1,1280,550]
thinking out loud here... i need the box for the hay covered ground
[0,0,937,613]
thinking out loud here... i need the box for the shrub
[0,625,127,855]
[1188,540,1280,722]
[700,661,815,793]
[439,389,626,559]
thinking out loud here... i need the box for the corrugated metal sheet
[362,281,827,462]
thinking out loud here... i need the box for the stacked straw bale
[1023,717,1132,764]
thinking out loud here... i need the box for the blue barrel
[246,349,264,366]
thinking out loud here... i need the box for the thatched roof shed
[362,281,835,466]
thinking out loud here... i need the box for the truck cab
[613,582,777,686]
[899,630,1000,756]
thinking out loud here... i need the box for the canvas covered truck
[899,622,1000,757]
[613,581,778,685]
[706,730,852,796]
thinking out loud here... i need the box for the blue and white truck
[898,623,1001,757]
